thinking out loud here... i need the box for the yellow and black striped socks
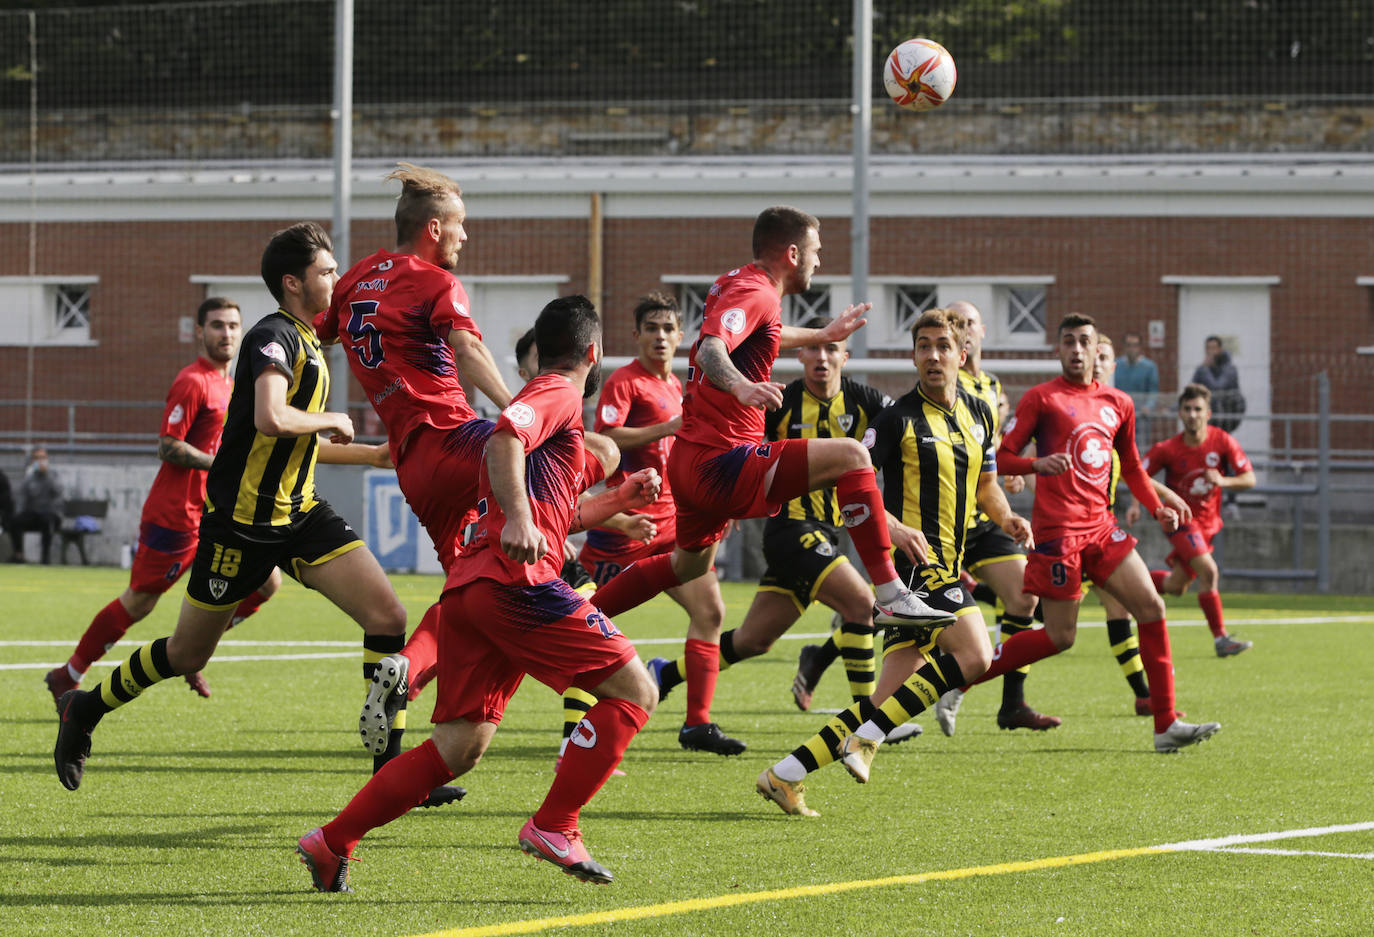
[363,633,406,772]
[1106,617,1150,698]
[85,636,175,721]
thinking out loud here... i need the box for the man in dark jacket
[1190,336,1244,433]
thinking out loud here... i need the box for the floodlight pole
[329,0,354,416]
[850,0,872,365]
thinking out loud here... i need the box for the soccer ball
[883,38,957,111]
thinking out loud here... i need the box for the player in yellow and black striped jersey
[934,300,1059,734]
[648,318,912,731]
[757,308,1032,816]
[54,223,412,795]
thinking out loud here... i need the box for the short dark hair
[1058,312,1097,335]
[1205,334,1224,347]
[515,327,537,370]
[387,162,463,245]
[535,295,602,370]
[1179,383,1212,406]
[1122,331,1141,343]
[261,222,333,304]
[752,205,819,259]
[197,296,239,327]
[910,308,966,349]
[633,291,682,330]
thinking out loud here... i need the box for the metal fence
[3,1,1372,163]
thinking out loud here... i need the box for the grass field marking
[1157,820,1374,852]
[410,821,1374,937]
[1211,848,1374,859]
[408,845,1166,937]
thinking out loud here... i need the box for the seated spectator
[10,446,63,564]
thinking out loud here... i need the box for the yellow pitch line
[411,845,1169,937]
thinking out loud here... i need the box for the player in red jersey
[579,292,743,754]
[1130,383,1256,657]
[972,313,1220,752]
[298,296,661,891]
[43,298,280,706]
[316,163,517,805]
[589,207,953,682]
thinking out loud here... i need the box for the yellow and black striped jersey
[765,376,892,527]
[867,384,997,576]
[206,309,329,528]
[957,368,1002,438]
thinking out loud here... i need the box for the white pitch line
[1158,820,1374,851]
[1205,847,1374,859]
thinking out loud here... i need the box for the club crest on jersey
[601,404,619,424]
[168,404,184,425]
[838,414,854,433]
[1004,416,1018,435]
[1066,423,1114,484]
[377,260,394,272]
[453,300,469,317]
[970,423,986,446]
[260,341,287,364]
[1099,405,1120,428]
[840,502,871,527]
[208,578,228,600]
[814,540,835,557]
[504,402,536,427]
[570,718,597,750]
[1205,452,1220,467]
[721,307,747,335]
[861,427,877,448]
[944,586,964,604]
[1110,527,1128,542]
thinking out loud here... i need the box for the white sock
[773,755,806,782]
[66,663,83,682]
[873,579,903,604]
[855,721,886,743]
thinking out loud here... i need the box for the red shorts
[1165,521,1215,570]
[578,518,676,587]
[395,420,494,572]
[433,577,639,725]
[128,522,197,595]
[1024,521,1138,601]
[667,438,810,552]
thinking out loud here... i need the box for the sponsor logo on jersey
[601,404,619,424]
[861,427,877,448]
[721,307,747,335]
[453,301,469,317]
[570,717,597,750]
[357,277,388,292]
[840,502,871,527]
[504,402,536,427]
[168,404,184,425]
[260,341,287,364]
[208,578,228,600]
[1067,422,1115,484]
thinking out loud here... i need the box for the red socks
[1149,569,1169,592]
[969,628,1059,688]
[323,739,455,857]
[534,697,649,832]
[1197,590,1226,638]
[229,589,269,626]
[683,638,719,726]
[402,603,441,675]
[589,552,682,618]
[835,469,899,585]
[1136,618,1177,733]
[70,598,135,674]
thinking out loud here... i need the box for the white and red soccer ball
[883,38,957,112]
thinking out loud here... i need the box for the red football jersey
[593,358,680,526]
[446,373,590,589]
[998,376,1151,540]
[1143,427,1251,535]
[141,357,231,532]
[678,264,782,450]
[317,249,483,463]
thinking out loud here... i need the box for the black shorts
[962,515,1025,573]
[185,503,363,610]
[757,518,850,613]
[883,561,980,654]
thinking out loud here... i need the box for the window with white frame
[866,277,1054,349]
[0,276,98,345]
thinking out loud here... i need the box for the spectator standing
[1190,335,1244,433]
[1114,332,1160,447]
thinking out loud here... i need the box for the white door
[1175,283,1272,476]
